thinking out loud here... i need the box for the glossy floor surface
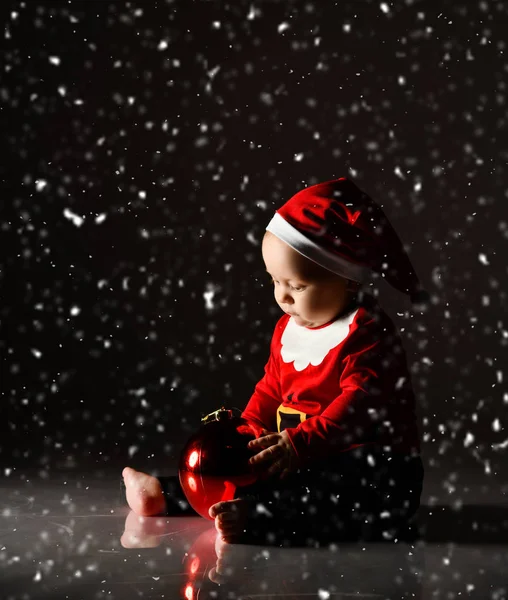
[1,469,508,600]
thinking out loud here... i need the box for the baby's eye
[290,285,306,292]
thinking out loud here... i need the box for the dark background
[2,0,507,497]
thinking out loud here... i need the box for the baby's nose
[278,291,293,304]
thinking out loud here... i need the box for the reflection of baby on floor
[119,512,239,586]
[119,510,423,596]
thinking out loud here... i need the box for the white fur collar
[280,309,359,372]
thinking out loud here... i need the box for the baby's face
[262,232,355,329]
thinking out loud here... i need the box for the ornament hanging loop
[201,407,233,424]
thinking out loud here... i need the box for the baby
[123,177,428,543]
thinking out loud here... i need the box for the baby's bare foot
[209,498,251,542]
[122,467,167,516]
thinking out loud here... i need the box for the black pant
[146,447,423,545]
[234,448,424,545]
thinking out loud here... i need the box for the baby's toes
[215,514,243,538]
[214,512,234,532]
[209,500,229,519]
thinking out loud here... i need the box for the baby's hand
[247,430,298,480]
[209,498,250,542]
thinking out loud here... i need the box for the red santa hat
[265,177,430,305]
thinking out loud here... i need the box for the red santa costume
[241,177,429,469]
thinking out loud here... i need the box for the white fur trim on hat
[266,212,369,283]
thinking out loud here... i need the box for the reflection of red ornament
[182,526,216,578]
[179,408,259,520]
[181,525,217,598]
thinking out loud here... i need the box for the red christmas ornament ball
[178,409,260,520]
